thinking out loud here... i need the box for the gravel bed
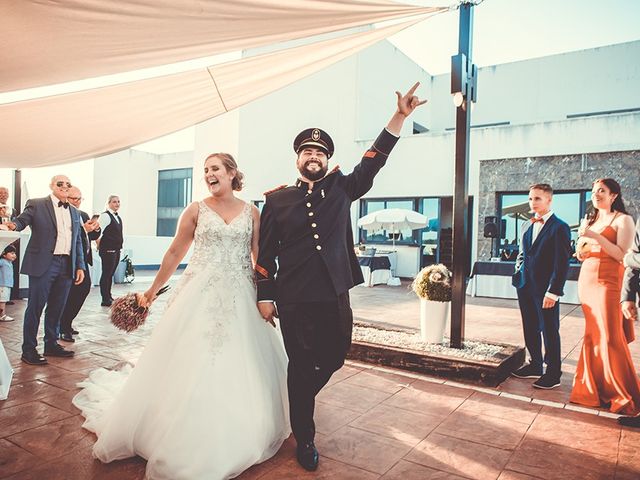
[353,323,504,361]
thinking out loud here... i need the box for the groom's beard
[298,162,327,181]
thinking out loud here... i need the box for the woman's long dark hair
[587,178,628,226]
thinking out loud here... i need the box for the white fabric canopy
[0,19,423,167]
[1,0,443,94]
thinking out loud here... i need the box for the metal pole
[11,169,21,300]
[450,2,474,348]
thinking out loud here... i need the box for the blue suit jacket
[13,196,86,277]
[512,214,572,297]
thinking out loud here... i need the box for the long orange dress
[570,225,640,415]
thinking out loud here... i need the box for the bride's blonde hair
[204,153,244,191]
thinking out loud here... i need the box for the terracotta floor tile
[2,444,147,480]
[526,407,619,458]
[380,459,468,479]
[9,364,69,385]
[382,384,468,418]
[405,432,512,480]
[39,371,91,391]
[317,382,393,414]
[315,401,362,435]
[39,389,82,415]
[316,425,413,474]
[435,410,530,450]
[505,438,616,480]
[342,370,414,394]
[0,401,72,438]
[348,403,441,446]
[458,391,541,425]
[258,456,379,479]
[0,439,39,478]
[616,430,640,480]
[325,365,365,388]
[8,415,94,460]
[497,470,543,480]
[0,380,66,409]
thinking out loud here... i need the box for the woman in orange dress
[570,178,639,414]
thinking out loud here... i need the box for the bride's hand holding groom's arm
[142,202,199,306]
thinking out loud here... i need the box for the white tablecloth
[0,338,13,400]
[466,274,580,305]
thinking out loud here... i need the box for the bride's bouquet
[110,286,170,332]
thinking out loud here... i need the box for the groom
[256,83,426,471]
[511,183,572,389]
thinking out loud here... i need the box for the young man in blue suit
[511,183,572,389]
[8,175,86,365]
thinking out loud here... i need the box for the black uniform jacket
[256,129,399,304]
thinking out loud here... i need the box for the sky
[2,0,639,206]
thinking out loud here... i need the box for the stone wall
[477,150,640,260]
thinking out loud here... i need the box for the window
[360,198,417,245]
[252,200,265,213]
[157,168,193,236]
[497,190,591,260]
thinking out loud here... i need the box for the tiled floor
[0,276,638,479]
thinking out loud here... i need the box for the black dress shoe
[511,364,543,379]
[101,301,112,307]
[618,415,640,428]
[21,351,48,365]
[43,343,75,357]
[60,333,75,343]
[71,329,79,335]
[532,373,561,389]
[296,441,319,471]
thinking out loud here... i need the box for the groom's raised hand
[258,302,277,327]
[395,81,427,117]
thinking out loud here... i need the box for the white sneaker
[0,314,14,322]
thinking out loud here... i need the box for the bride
[73,153,290,480]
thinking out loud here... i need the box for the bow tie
[57,201,69,209]
[530,216,544,224]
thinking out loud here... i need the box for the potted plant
[411,264,452,343]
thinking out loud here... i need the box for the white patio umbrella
[357,208,429,250]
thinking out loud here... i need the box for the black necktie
[58,201,69,209]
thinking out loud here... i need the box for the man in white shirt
[96,195,123,306]
[7,175,86,365]
[511,183,572,389]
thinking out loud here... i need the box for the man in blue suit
[8,175,86,365]
[511,183,572,389]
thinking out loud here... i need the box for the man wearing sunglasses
[6,175,86,365]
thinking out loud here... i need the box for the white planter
[419,299,451,344]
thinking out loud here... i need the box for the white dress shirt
[50,194,72,255]
[531,210,560,301]
[98,209,120,233]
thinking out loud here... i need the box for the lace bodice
[188,201,253,271]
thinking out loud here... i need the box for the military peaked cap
[293,128,334,159]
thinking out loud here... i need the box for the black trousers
[516,287,561,378]
[99,250,120,302]
[277,292,353,444]
[60,268,91,335]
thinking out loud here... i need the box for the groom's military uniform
[256,127,399,444]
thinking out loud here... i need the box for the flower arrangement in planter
[412,264,452,343]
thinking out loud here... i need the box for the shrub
[412,264,452,302]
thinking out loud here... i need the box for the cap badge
[312,129,321,141]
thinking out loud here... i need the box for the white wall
[430,40,640,131]
[93,149,193,236]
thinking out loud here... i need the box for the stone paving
[0,275,638,479]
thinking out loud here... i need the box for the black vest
[99,211,123,252]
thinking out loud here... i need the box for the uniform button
[316,245,322,251]
[306,202,311,207]
[307,189,312,194]
[314,234,319,239]
[311,223,317,228]
[308,212,314,217]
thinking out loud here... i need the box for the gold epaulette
[263,184,287,196]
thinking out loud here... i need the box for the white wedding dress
[73,201,290,480]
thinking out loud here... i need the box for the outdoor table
[357,255,392,287]
[466,260,581,304]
